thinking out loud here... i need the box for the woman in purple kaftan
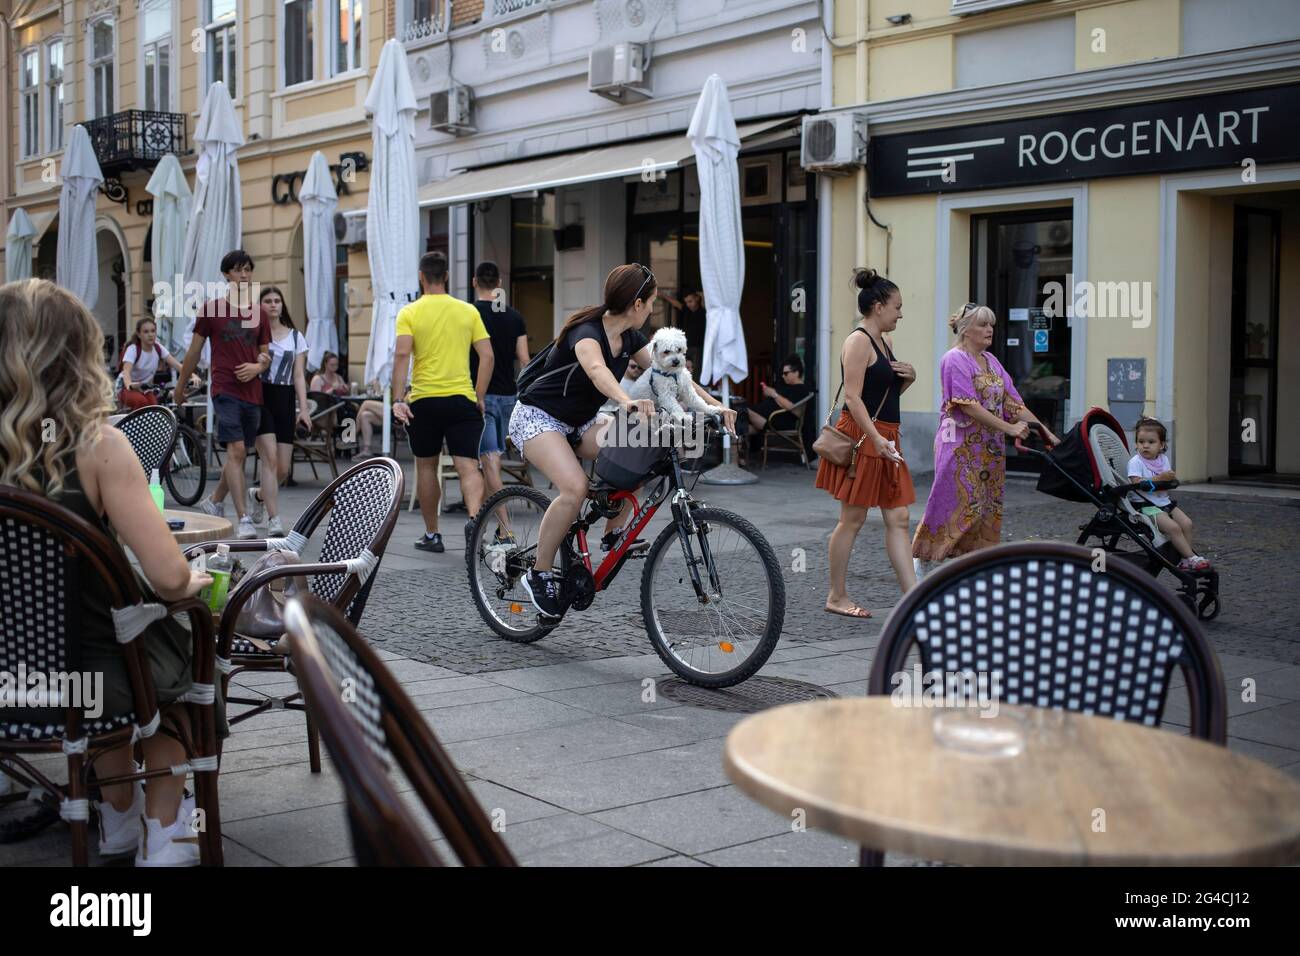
[912,305,1059,565]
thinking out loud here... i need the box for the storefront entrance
[971,208,1074,470]
[1228,206,1282,476]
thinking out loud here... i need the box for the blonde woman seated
[0,279,225,867]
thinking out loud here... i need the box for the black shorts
[406,395,483,459]
[213,394,262,447]
[258,383,297,444]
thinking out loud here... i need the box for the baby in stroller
[1127,416,1210,572]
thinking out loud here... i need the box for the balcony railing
[400,0,451,43]
[82,110,188,173]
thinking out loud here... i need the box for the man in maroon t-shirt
[174,249,271,538]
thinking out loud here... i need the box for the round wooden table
[165,509,232,546]
[724,698,1300,866]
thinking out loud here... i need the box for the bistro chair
[406,445,460,513]
[761,393,814,470]
[114,404,180,477]
[499,438,533,487]
[284,595,517,866]
[0,486,223,866]
[293,393,349,482]
[860,540,1227,866]
[183,457,403,773]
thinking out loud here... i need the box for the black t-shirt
[679,306,706,353]
[469,300,528,396]
[755,381,812,419]
[523,319,649,427]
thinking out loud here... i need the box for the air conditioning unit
[801,113,867,173]
[589,43,651,103]
[334,212,367,247]
[431,84,475,135]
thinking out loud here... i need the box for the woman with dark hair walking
[816,268,918,619]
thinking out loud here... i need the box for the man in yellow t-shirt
[392,252,494,552]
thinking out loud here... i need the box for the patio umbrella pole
[382,386,392,455]
[701,377,757,485]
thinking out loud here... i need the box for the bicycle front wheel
[466,485,566,643]
[164,426,207,506]
[641,507,784,688]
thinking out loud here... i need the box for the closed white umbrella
[180,81,243,460]
[300,150,339,372]
[363,39,420,454]
[688,75,754,484]
[145,153,192,350]
[5,208,37,281]
[180,81,244,362]
[56,125,104,308]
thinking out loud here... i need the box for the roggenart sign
[866,83,1300,196]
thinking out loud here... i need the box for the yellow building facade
[0,0,471,383]
[823,0,1300,482]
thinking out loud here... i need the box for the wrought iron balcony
[82,110,188,173]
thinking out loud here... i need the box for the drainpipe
[817,1,834,425]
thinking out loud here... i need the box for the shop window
[20,48,39,159]
[511,194,556,349]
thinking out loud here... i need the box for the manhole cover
[657,676,838,713]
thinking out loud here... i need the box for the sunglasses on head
[961,302,977,316]
[631,263,656,304]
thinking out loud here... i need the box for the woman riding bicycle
[118,317,200,409]
[511,263,734,619]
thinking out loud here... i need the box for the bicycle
[465,415,785,688]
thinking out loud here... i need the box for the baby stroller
[1019,406,1220,621]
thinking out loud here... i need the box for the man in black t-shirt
[747,354,812,435]
[469,261,530,498]
[659,288,707,367]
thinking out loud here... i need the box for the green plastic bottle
[149,468,165,513]
[203,544,233,614]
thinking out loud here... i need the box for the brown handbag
[812,380,890,478]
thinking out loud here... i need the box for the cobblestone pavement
[350,463,1300,672]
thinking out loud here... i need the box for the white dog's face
[651,327,690,374]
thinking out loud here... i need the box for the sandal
[824,603,872,619]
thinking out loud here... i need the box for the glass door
[510,193,556,352]
[972,208,1074,471]
[1228,206,1280,475]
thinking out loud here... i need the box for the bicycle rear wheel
[640,506,784,688]
[164,426,207,506]
[466,486,566,643]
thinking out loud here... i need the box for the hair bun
[948,315,959,335]
[853,267,880,290]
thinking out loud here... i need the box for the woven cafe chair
[859,541,1226,866]
[114,404,180,477]
[760,392,814,470]
[182,457,403,772]
[0,486,222,865]
[284,595,517,866]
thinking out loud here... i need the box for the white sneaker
[247,487,266,525]
[96,781,145,857]
[134,814,200,867]
[236,516,257,539]
[198,498,225,518]
[267,515,285,536]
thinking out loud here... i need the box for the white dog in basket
[624,326,715,424]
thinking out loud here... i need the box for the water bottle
[203,544,234,614]
[149,468,165,513]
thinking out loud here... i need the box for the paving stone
[536,679,685,717]
[696,829,861,867]
[590,785,790,855]
[1221,700,1300,750]
[481,813,672,867]
[222,803,352,866]
[446,716,693,778]
[418,695,592,744]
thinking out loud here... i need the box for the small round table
[165,509,232,546]
[724,698,1300,866]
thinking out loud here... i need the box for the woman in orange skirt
[816,268,918,619]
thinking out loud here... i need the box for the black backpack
[516,340,582,402]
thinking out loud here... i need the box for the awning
[417,116,796,208]
[27,209,58,242]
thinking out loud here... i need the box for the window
[205,0,237,98]
[141,0,172,112]
[89,16,115,118]
[284,0,314,86]
[45,40,64,152]
[330,0,364,76]
[20,48,39,159]
[400,0,448,42]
